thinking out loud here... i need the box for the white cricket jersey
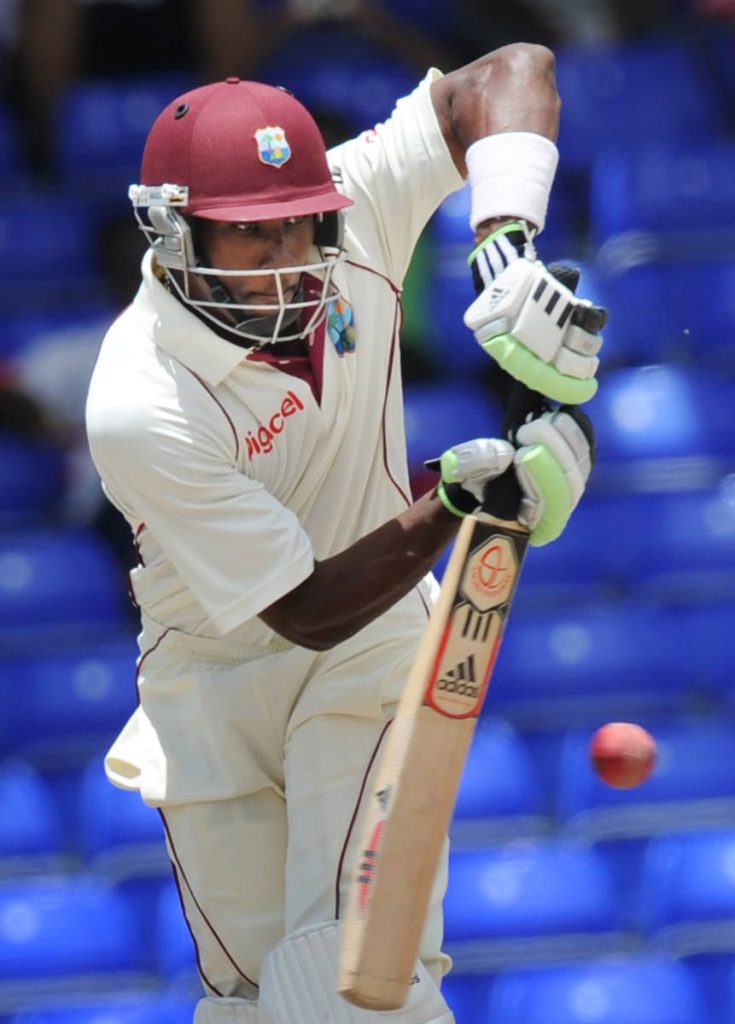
[86,70,464,650]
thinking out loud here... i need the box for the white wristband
[466,132,559,234]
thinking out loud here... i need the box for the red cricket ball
[589,722,657,789]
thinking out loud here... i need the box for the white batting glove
[430,405,595,546]
[512,406,594,546]
[464,222,607,405]
[430,438,516,517]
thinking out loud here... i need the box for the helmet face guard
[130,78,353,347]
[130,192,346,345]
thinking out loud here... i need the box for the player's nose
[258,225,301,269]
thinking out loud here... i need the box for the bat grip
[502,380,548,440]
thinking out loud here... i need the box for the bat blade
[338,512,530,1010]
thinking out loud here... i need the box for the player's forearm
[259,491,459,650]
[431,43,560,179]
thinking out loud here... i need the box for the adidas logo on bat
[436,655,479,697]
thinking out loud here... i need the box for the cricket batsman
[86,41,605,1023]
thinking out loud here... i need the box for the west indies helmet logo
[254,126,291,168]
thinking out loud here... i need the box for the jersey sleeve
[87,386,315,637]
[329,69,465,284]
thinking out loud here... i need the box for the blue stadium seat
[595,258,735,371]
[403,380,502,497]
[640,829,735,1020]
[641,829,735,945]
[727,963,735,1024]
[10,994,195,1024]
[441,973,493,1024]
[0,875,149,1003]
[0,661,18,752]
[554,39,727,178]
[588,365,735,489]
[8,637,138,766]
[450,717,550,848]
[511,492,625,606]
[443,840,626,974]
[0,193,101,310]
[602,487,735,602]
[53,75,194,206]
[516,480,735,606]
[591,364,735,461]
[488,600,703,729]
[0,527,130,649]
[262,34,415,135]
[426,194,483,376]
[431,184,574,256]
[559,716,735,928]
[0,435,66,527]
[78,760,165,874]
[590,142,735,244]
[525,487,735,605]
[0,761,63,873]
[558,718,735,849]
[487,954,709,1024]
[154,880,197,987]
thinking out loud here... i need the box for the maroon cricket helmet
[140,77,353,222]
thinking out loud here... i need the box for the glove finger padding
[512,405,595,546]
[481,334,598,405]
[431,438,516,517]
[465,227,608,405]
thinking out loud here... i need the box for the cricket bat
[338,509,530,1010]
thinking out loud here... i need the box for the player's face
[197,216,316,306]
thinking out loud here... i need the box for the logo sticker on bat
[424,527,523,719]
[466,535,518,610]
[356,787,392,916]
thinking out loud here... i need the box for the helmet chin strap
[208,276,304,343]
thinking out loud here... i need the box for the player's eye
[235,222,258,234]
[285,216,306,227]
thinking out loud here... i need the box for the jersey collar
[135,250,246,386]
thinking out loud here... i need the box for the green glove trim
[518,445,572,547]
[436,480,473,518]
[439,449,461,483]
[481,334,598,405]
[467,221,528,267]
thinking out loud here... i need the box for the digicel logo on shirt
[245,390,305,460]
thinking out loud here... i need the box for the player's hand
[429,438,516,518]
[428,404,594,546]
[477,402,595,546]
[464,222,608,405]
[508,403,595,546]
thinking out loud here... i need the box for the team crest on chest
[254,126,291,168]
[327,297,356,355]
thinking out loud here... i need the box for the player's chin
[241,286,298,311]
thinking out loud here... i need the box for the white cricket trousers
[146,617,452,1001]
[162,711,450,998]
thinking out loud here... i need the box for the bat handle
[502,380,548,440]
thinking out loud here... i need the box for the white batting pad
[194,996,259,1024]
[258,921,455,1023]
